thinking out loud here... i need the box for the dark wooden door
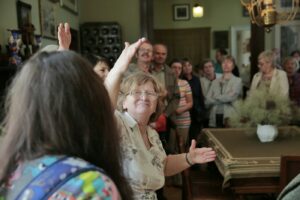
[153,27,211,65]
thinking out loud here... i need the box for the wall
[153,0,276,59]
[0,0,79,51]
[79,0,140,44]
[0,0,279,58]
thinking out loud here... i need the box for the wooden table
[202,126,300,198]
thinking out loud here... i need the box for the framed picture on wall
[213,31,229,49]
[60,0,78,15]
[39,0,56,39]
[16,1,32,29]
[173,4,190,21]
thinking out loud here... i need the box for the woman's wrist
[185,152,193,166]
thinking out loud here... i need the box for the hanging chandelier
[240,0,300,32]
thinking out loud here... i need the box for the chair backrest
[279,155,300,192]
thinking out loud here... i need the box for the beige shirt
[206,75,243,127]
[200,76,213,98]
[115,110,167,200]
[152,68,166,90]
[249,68,289,98]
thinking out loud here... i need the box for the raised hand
[105,38,146,109]
[58,23,71,51]
[113,38,146,74]
[188,139,216,164]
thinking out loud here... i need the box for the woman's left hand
[188,139,216,164]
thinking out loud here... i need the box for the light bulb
[193,4,204,18]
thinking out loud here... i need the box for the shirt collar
[123,112,138,128]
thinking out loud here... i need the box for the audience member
[199,59,217,127]
[214,49,239,78]
[290,50,300,72]
[282,56,300,106]
[126,40,153,76]
[152,43,180,128]
[249,50,289,98]
[206,55,242,128]
[200,59,216,97]
[0,51,132,199]
[181,58,205,142]
[214,48,226,76]
[105,41,216,199]
[170,59,193,151]
[85,54,111,80]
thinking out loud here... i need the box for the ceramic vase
[256,124,278,143]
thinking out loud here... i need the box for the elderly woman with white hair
[249,50,289,98]
[282,56,300,106]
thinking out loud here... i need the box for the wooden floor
[163,163,277,200]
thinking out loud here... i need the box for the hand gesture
[188,139,216,164]
[58,23,71,51]
[113,38,146,74]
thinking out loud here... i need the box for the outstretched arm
[104,38,146,108]
[164,140,216,176]
[58,23,71,51]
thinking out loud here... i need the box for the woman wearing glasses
[249,50,289,97]
[105,41,216,199]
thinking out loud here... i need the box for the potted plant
[229,88,299,142]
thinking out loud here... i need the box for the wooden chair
[279,155,300,192]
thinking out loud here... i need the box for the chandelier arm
[257,0,263,14]
[250,7,263,26]
[240,0,248,7]
[240,0,298,30]
[292,0,299,19]
[256,0,264,26]
[287,0,298,21]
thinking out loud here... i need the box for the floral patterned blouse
[115,111,167,200]
[0,156,120,200]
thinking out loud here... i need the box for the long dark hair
[0,51,132,199]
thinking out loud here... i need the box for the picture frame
[16,1,32,29]
[173,4,190,21]
[60,0,78,15]
[213,31,229,49]
[39,0,57,40]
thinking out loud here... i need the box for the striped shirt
[175,79,192,128]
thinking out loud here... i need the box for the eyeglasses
[128,90,158,99]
